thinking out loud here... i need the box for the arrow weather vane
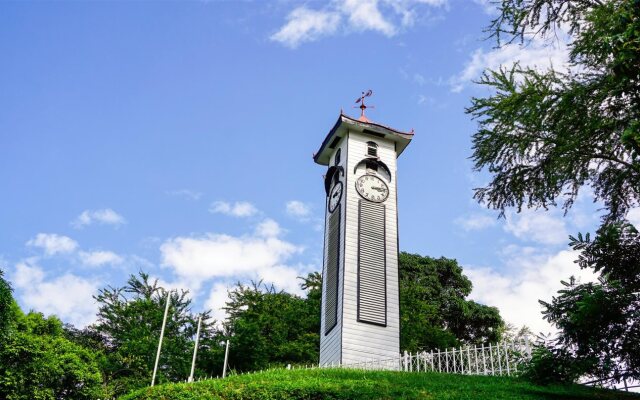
[354,90,374,121]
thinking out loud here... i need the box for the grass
[122,368,640,400]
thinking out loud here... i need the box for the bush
[521,346,589,385]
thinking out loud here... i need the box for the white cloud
[209,201,258,218]
[270,7,342,48]
[628,208,640,227]
[413,73,426,86]
[79,250,123,267]
[451,36,571,92]
[166,189,202,201]
[286,200,312,219]
[27,233,78,256]
[160,219,303,290]
[455,213,497,231]
[504,209,569,245]
[12,261,98,327]
[271,0,447,48]
[466,247,597,334]
[339,0,396,36]
[472,0,498,15]
[205,282,232,326]
[72,208,126,229]
[255,218,283,238]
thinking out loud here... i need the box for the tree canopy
[0,302,104,400]
[91,272,222,397]
[468,0,640,384]
[221,273,321,372]
[468,0,640,222]
[399,253,504,352]
[540,223,640,382]
[1,254,506,395]
[0,270,12,336]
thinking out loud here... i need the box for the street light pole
[188,315,202,383]
[151,291,171,387]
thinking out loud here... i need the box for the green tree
[399,252,504,352]
[0,269,13,336]
[468,0,640,222]
[0,309,104,400]
[93,272,221,396]
[222,273,321,372]
[537,223,640,382]
[467,0,640,384]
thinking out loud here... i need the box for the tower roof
[314,112,414,166]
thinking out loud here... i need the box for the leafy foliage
[521,346,590,385]
[468,0,640,385]
[0,309,104,400]
[538,223,640,382]
[92,272,222,397]
[399,253,504,352]
[222,273,321,372]
[468,0,640,222]
[0,269,13,336]
[121,368,639,400]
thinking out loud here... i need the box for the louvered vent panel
[358,200,386,326]
[324,204,340,335]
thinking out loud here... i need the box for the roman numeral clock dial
[356,175,389,203]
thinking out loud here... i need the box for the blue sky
[1,0,623,334]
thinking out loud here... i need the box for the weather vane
[354,90,374,121]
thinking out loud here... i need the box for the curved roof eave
[313,113,414,166]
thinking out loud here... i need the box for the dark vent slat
[357,200,386,326]
[324,204,341,335]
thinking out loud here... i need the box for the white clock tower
[314,96,413,367]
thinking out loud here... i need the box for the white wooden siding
[342,131,400,365]
[320,129,401,367]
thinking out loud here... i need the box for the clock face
[356,175,389,203]
[328,181,343,213]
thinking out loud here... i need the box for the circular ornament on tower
[355,175,389,203]
[328,181,343,213]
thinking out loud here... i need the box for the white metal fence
[318,340,532,376]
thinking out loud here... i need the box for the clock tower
[314,102,413,367]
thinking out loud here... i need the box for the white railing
[320,340,532,376]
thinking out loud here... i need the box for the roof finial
[354,90,374,122]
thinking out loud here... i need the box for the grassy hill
[122,368,639,400]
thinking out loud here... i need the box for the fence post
[401,351,405,371]
[489,343,495,376]
[451,348,455,373]
[430,350,434,372]
[524,336,532,358]
[481,344,487,375]
[511,341,518,373]
[467,346,471,375]
[474,345,479,375]
[496,342,503,375]
[505,342,511,376]
[444,348,449,373]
